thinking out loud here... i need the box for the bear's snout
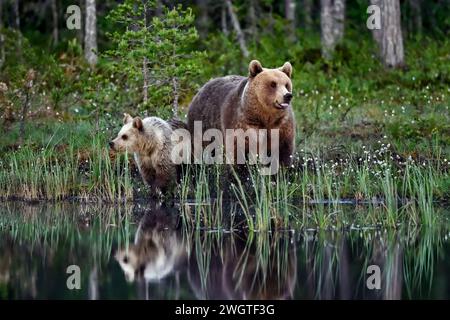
[283,92,293,103]
[109,141,115,149]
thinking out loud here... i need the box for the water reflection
[0,202,449,299]
[114,204,186,300]
[115,205,185,283]
[187,232,297,300]
[302,231,404,299]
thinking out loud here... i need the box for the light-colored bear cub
[110,113,176,192]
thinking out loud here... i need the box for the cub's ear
[123,113,133,124]
[279,62,292,78]
[133,117,143,131]
[249,60,263,77]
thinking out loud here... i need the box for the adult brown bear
[187,60,295,168]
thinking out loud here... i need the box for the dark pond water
[0,201,450,300]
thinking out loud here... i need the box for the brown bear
[187,60,295,167]
[109,113,178,193]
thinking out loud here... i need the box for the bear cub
[110,113,178,193]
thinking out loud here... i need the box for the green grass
[0,130,133,202]
[0,120,447,230]
[178,150,448,230]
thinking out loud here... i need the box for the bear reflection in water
[114,205,297,300]
[188,233,297,300]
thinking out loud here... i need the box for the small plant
[105,0,204,116]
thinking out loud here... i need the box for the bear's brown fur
[187,60,295,166]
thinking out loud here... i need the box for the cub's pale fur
[110,113,176,192]
[114,208,185,283]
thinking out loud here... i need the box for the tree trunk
[267,5,274,35]
[51,0,58,46]
[409,0,422,35]
[320,0,345,60]
[77,0,84,47]
[426,1,438,33]
[248,0,257,43]
[155,0,162,16]
[370,0,382,48]
[197,0,209,37]
[12,0,21,51]
[142,2,149,104]
[143,57,149,104]
[84,0,98,67]
[0,0,4,68]
[172,77,179,118]
[370,0,405,68]
[303,0,312,30]
[285,0,296,42]
[13,0,20,30]
[225,0,249,58]
[381,0,405,68]
[221,2,228,35]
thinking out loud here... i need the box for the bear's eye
[122,134,128,140]
[270,81,277,88]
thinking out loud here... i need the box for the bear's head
[109,113,146,153]
[246,60,293,113]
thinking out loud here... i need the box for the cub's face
[109,114,144,153]
[247,60,293,112]
[114,248,139,283]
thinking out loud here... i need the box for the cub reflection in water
[114,205,187,284]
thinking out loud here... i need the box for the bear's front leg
[278,128,295,167]
[152,173,170,194]
[152,165,177,196]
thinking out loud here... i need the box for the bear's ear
[123,113,133,124]
[279,62,292,78]
[249,60,263,78]
[133,117,143,131]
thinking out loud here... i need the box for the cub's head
[109,113,145,153]
[247,60,293,112]
[114,247,140,283]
